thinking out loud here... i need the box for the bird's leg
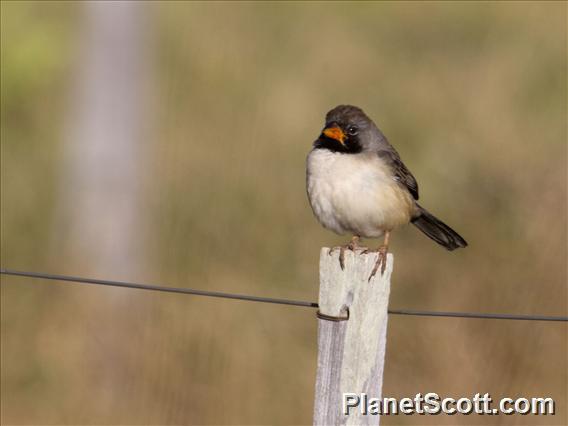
[328,235,364,270]
[367,231,391,282]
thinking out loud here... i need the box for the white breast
[306,149,414,239]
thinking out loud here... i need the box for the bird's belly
[307,150,413,238]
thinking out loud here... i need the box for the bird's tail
[411,205,467,250]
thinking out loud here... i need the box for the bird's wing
[378,149,419,200]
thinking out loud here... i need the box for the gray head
[314,105,385,154]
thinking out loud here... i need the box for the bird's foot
[328,236,366,270]
[363,245,388,282]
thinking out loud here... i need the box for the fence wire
[1,269,566,322]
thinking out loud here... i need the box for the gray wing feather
[378,149,419,200]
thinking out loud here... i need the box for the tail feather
[411,205,467,250]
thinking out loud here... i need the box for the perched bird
[306,105,467,280]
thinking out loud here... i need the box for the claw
[328,235,365,271]
[368,245,388,282]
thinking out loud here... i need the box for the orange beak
[323,126,346,144]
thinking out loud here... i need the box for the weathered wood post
[314,248,393,425]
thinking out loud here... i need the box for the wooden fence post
[314,248,393,425]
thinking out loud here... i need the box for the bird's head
[314,105,378,153]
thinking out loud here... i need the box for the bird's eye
[347,125,358,136]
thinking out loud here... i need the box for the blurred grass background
[1,1,566,425]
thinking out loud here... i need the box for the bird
[306,105,467,281]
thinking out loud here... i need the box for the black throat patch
[313,135,362,154]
